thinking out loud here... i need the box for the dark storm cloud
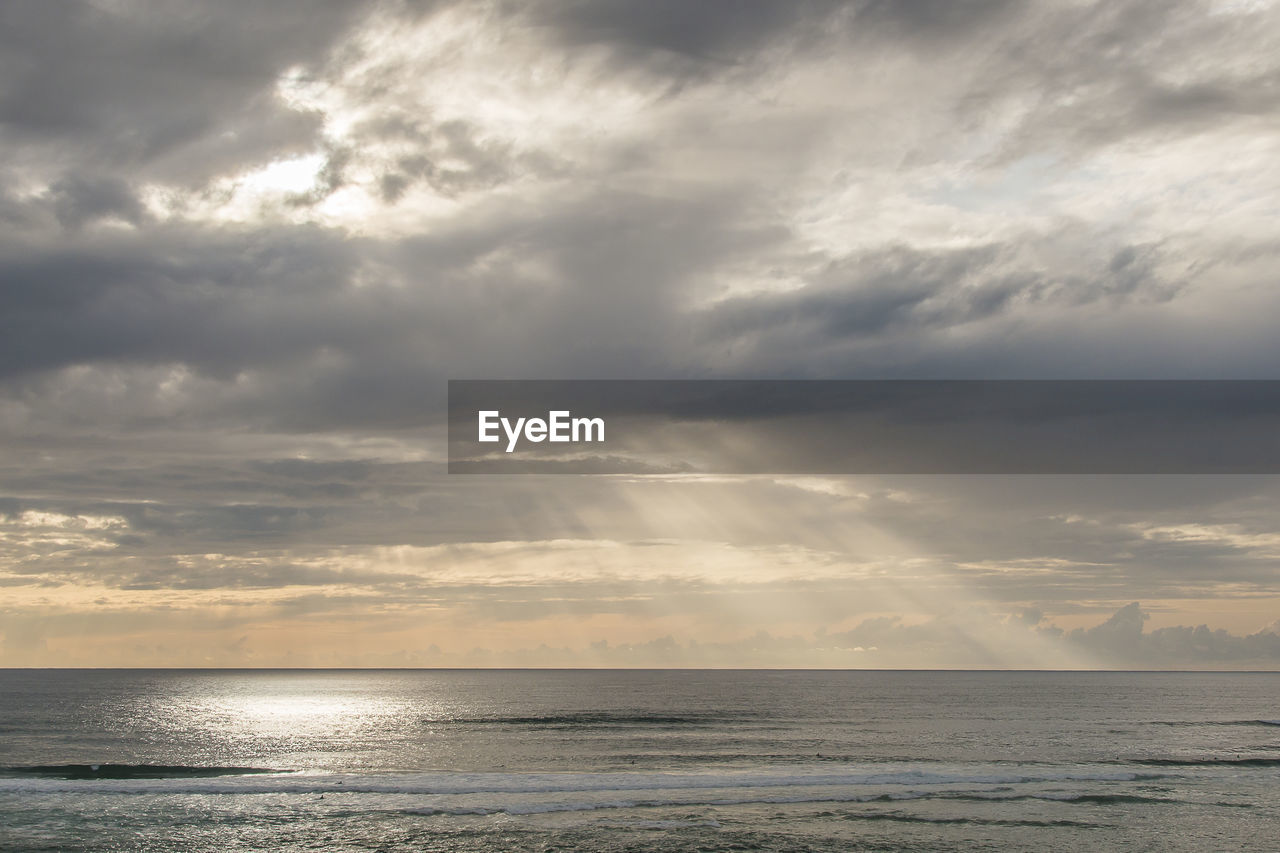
[48,174,149,230]
[1,1,1277,413]
[0,0,369,178]
[704,239,1176,343]
[529,0,1018,79]
[531,0,835,63]
[850,0,1016,39]
[0,184,776,430]
[0,224,364,381]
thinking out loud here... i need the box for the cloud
[529,0,836,74]
[10,598,1276,667]
[2,1,1280,665]
[0,0,369,178]
[702,237,1178,350]
[464,603,1280,668]
[48,174,149,230]
[1068,602,1280,666]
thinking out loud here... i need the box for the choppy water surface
[1,669,1278,851]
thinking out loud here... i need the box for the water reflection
[129,672,440,770]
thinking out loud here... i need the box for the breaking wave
[0,764,284,780]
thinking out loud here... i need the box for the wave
[6,763,1252,821]
[946,792,1174,806]
[0,765,1155,796]
[1144,719,1280,728]
[842,813,1104,828]
[396,792,1046,818]
[1131,757,1280,768]
[430,712,752,727]
[608,753,924,765]
[867,791,1247,808]
[0,764,284,780]
[396,788,1227,819]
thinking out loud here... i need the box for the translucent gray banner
[447,380,1280,474]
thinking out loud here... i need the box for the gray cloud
[0,223,367,381]
[0,1,369,176]
[530,0,835,71]
[2,0,1279,665]
[1068,602,1280,666]
[700,237,1180,360]
[48,174,149,230]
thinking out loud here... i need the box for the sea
[1,669,1277,851]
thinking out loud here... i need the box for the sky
[2,0,1280,667]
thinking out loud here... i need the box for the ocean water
[1,670,1277,851]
